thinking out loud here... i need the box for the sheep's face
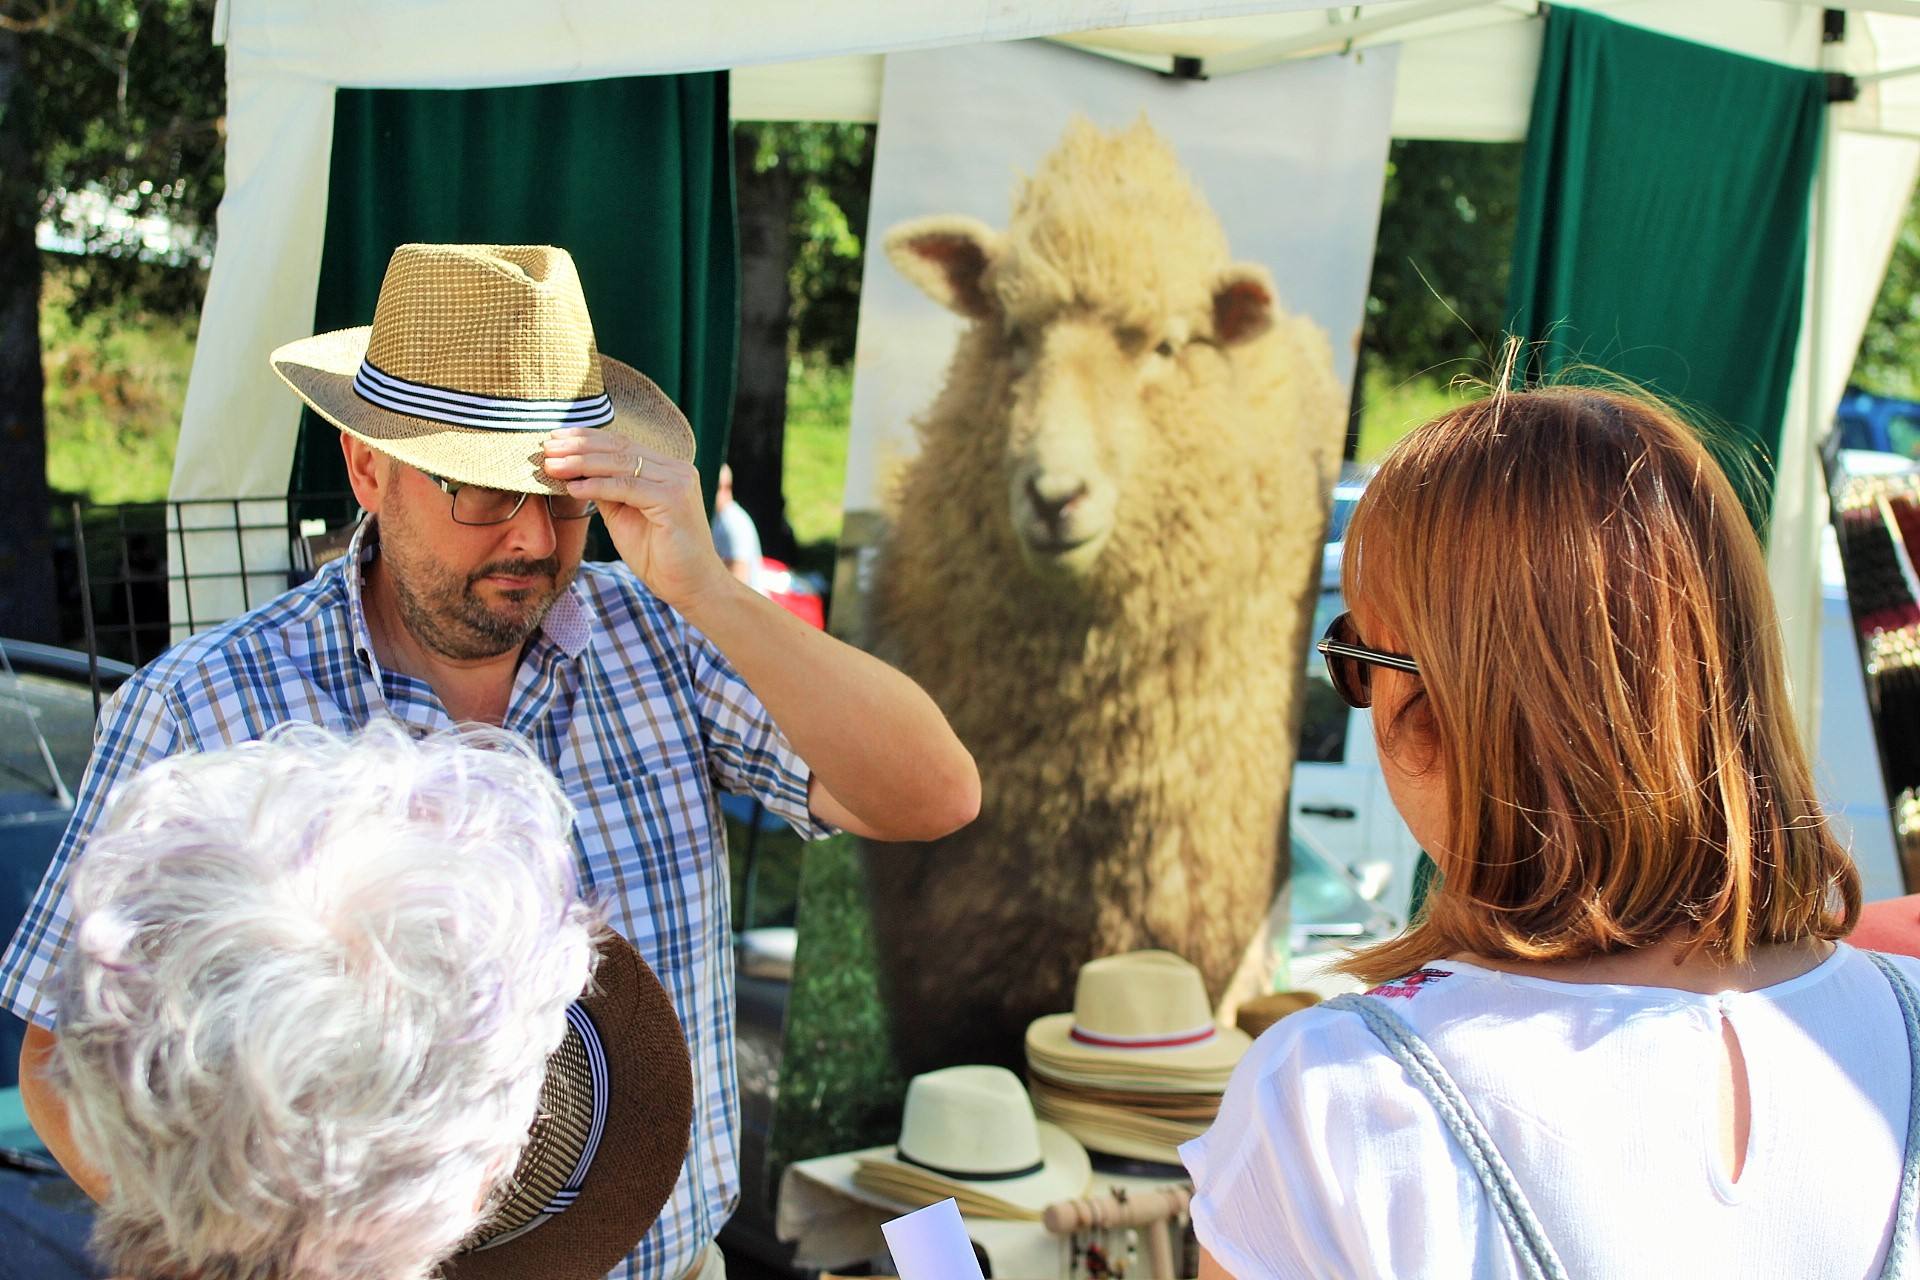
[887,214,1279,585]
[1000,310,1165,578]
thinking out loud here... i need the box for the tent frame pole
[1202,0,1515,77]
[1859,61,1920,85]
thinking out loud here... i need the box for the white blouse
[1181,945,1918,1279]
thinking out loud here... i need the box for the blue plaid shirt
[0,518,830,1280]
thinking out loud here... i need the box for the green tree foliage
[0,0,221,640]
[20,0,223,320]
[728,121,872,558]
[1361,139,1525,384]
[1852,190,1920,401]
[745,121,873,363]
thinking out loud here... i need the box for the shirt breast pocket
[564,759,724,986]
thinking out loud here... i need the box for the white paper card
[881,1198,986,1280]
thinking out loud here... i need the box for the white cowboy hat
[850,1066,1091,1220]
[271,243,695,496]
[1025,951,1251,1089]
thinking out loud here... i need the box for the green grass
[1355,365,1474,462]
[41,268,195,505]
[766,834,905,1180]
[781,357,854,588]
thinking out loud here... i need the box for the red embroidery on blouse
[1365,967,1453,999]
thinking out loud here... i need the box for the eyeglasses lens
[450,487,597,526]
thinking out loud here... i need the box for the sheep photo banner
[772,39,1398,1172]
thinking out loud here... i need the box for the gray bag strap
[1865,951,1920,1280]
[1324,992,1569,1280]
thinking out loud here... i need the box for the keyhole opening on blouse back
[1719,1013,1752,1186]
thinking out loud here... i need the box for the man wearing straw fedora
[1,244,981,1280]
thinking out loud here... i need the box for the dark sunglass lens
[1321,613,1373,709]
[1329,653,1370,709]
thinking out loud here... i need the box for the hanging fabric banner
[775,37,1398,1175]
[290,73,738,520]
[1505,8,1826,532]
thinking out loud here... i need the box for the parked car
[0,639,135,1280]
[1292,541,1426,921]
[1835,386,1920,460]
[0,641,135,1093]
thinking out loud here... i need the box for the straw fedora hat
[271,244,696,496]
[445,929,693,1280]
[851,1066,1090,1219]
[1026,951,1251,1082]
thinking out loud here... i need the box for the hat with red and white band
[1024,951,1251,1088]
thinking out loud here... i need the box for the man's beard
[386,547,576,661]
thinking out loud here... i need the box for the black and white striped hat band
[468,1003,610,1252]
[352,358,615,432]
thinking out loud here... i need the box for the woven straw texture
[365,245,606,399]
[483,1024,597,1238]
[445,932,693,1280]
[272,244,695,494]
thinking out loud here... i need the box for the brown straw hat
[271,244,696,495]
[444,929,693,1280]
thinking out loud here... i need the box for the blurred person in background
[710,463,764,589]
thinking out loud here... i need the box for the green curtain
[1506,9,1825,532]
[290,74,737,539]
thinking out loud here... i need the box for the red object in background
[1853,895,1920,959]
[759,558,825,630]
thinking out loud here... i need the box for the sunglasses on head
[1317,612,1420,709]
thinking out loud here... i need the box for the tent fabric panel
[168,61,336,501]
[730,22,1549,140]
[1766,128,1920,745]
[221,0,1339,88]
[1507,6,1827,530]
[289,73,738,516]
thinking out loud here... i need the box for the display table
[777,1149,1191,1278]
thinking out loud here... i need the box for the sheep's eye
[1115,326,1147,352]
[1155,339,1177,358]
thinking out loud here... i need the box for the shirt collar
[342,515,595,671]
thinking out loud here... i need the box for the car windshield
[1327,489,1362,544]
[0,667,92,809]
[1290,834,1370,929]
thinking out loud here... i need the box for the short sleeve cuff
[745,749,837,843]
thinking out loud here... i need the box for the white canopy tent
[178,0,1920,756]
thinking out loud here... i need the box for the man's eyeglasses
[422,471,597,527]
[1317,612,1420,709]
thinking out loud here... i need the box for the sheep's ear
[1213,264,1276,347]
[885,216,1001,320]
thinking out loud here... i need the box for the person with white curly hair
[22,721,603,1280]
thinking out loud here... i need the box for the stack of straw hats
[1025,951,1252,1166]
[849,1065,1091,1220]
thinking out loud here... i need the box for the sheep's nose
[1027,474,1089,525]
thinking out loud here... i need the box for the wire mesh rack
[53,494,358,672]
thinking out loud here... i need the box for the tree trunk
[729,124,798,562]
[0,27,57,644]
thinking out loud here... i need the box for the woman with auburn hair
[1182,385,1915,1278]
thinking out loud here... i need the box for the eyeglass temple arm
[1316,638,1421,674]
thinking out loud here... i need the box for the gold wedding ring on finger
[631,455,645,479]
